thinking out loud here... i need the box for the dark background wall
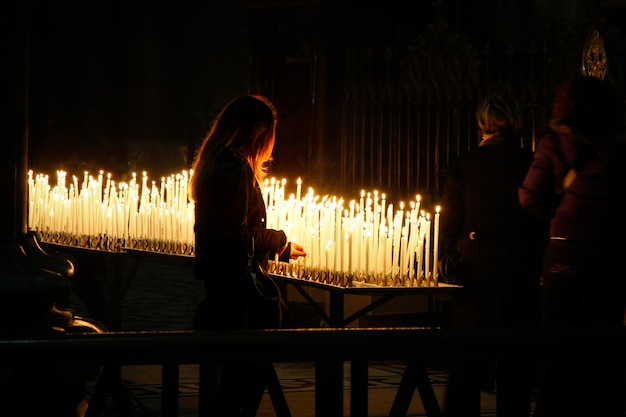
[3,0,626,244]
[25,1,252,180]
[22,0,626,176]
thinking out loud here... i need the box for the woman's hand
[288,242,306,260]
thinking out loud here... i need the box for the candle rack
[28,170,441,287]
[33,230,195,256]
[267,260,441,289]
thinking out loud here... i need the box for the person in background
[519,75,626,417]
[440,94,548,417]
[189,94,306,415]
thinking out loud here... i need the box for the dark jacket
[193,148,288,329]
[519,129,626,241]
[441,135,547,327]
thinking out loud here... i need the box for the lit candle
[400,226,408,284]
[385,225,393,284]
[268,177,274,206]
[372,191,379,265]
[296,177,302,201]
[26,170,448,282]
[378,222,387,277]
[387,203,393,230]
[415,194,421,216]
[432,205,440,286]
[407,217,419,286]
[360,189,365,213]
[344,223,352,274]
[416,215,426,285]
[263,178,270,208]
[424,213,431,286]
[363,228,371,279]
[392,209,402,282]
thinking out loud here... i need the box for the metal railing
[1,326,625,417]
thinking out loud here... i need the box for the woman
[440,94,547,417]
[189,94,306,416]
[519,76,626,417]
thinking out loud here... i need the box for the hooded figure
[519,76,626,417]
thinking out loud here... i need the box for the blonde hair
[189,95,277,202]
[475,94,523,137]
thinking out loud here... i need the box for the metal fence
[337,18,625,205]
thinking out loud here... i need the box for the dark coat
[193,148,288,329]
[519,129,626,242]
[441,135,547,327]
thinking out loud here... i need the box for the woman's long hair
[189,95,277,202]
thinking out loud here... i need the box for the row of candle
[27,170,441,287]
[28,170,194,253]
[262,177,441,286]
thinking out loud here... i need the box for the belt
[468,231,512,240]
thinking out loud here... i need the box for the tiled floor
[87,362,475,417]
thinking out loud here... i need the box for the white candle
[400,226,408,284]
[26,171,448,280]
[392,210,402,282]
[407,218,419,285]
[359,189,365,215]
[296,177,302,201]
[344,225,352,274]
[363,229,371,279]
[372,191,379,266]
[378,222,387,277]
[424,213,431,285]
[433,206,440,286]
[385,226,393,284]
[415,194,421,217]
[387,203,393,230]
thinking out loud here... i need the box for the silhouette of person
[441,94,547,417]
[519,75,626,417]
[190,95,306,416]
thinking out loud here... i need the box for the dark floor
[49,247,510,416]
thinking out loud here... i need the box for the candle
[269,177,276,208]
[416,216,425,285]
[400,226,408,284]
[432,205,440,286]
[363,228,371,279]
[296,177,302,201]
[385,225,393,284]
[424,213,431,286]
[345,224,352,274]
[26,171,449,287]
[378,222,387,279]
[392,210,402,282]
[407,217,419,286]
[372,191,379,264]
[359,189,365,214]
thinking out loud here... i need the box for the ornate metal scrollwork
[582,28,607,79]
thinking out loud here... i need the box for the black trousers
[533,239,626,417]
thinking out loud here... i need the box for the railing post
[162,363,179,417]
